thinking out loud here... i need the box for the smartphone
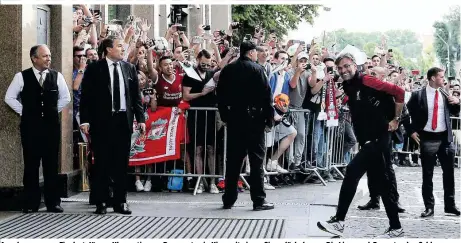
[327,66,333,73]
[192,36,203,44]
[305,64,311,70]
[367,66,373,69]
[142,88,154,95]
[292,40,300,44]
[177,26,187,31]
[93,10,101,16]
[203,25,211,31]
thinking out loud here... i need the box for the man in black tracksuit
[358,105,409,213]
[217,41,276,211]
[317,53,405,238]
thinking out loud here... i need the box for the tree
[417,45,437,75]
[363,42,377,57]
[231,5,320,44]
[433,5,460,76]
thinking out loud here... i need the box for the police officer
[217,41,278,211]
[4,44,71,213]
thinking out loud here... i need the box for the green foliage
[433,6,460,76]
[231,5,320,44]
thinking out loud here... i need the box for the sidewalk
[0,167,459,238]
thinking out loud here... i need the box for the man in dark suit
[406,67,460,217]
[79,36,146,215]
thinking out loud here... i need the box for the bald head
[371,66,387,80]
[30,44,51,71]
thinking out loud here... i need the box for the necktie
[432,90,439,130]
[38,71,44,87]
[113,62,121,112]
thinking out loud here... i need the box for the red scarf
[325,77,339,127]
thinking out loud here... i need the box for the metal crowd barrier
[392,117,460,168]
[77,107,354,195]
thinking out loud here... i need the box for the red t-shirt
[155,72,184,107]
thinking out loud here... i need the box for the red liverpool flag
[129,105,188,166]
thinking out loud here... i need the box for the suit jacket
[79,58,145,135]
[406,87,460,143]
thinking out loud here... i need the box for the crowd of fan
[72,4,461,195]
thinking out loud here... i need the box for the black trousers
[222,117,266,206]
[420,131,456,210]
[20,123,61,209]
[336,132,401,229]
[91,112,131,205]
[367,145,400,203]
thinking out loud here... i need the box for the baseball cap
[297,52,309,60]
[239,41,257,57]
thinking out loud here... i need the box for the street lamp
[322,6,336,53]
[435,31,450,77]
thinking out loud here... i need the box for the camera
[305,64,312,70]
[176,26,187,32]
[244,34,252,41]
[326,66,334,74]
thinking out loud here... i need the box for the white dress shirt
[4,67,71,116]
[423,85,447,132]
[106,58,127,111]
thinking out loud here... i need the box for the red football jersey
[155,72,184,107]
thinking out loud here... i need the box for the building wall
[0,5,73,199]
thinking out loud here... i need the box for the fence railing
[76,107,460,195]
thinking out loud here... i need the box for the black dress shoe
[445,206,460,216]
[113,203,132,215]
[397,203,406,213]
[421,208,434,217]
[47,205,64,213]
[253,201,275,211]
[357,200,380,210]
[95,203,107,215]
[222,204,233,209]
[22,207,39,214]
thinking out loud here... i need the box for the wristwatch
[78,69,84,74]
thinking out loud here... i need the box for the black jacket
[217,56,274,126]
[343,72,405,145]
[406,87,460,143]
[79,58,145,134]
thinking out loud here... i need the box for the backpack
[167,169,184,191]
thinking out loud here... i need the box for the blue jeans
[313,119,327,168]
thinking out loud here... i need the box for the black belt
[420,130,448,140]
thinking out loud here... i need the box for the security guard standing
[217,41,278,211]
[4,44,71,213]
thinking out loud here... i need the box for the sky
[286,0,456,43]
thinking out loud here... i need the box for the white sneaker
[196,183,204,194]
[135,180,144,192]
[317,216,345,237]
[375,228,404,238]
[144,180,152,192]
[209,183,219,194]
[264,177,275,190]
[266,160,275,172]
[275,164,288,173]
